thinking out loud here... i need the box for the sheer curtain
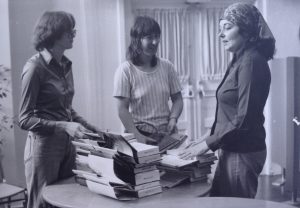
[134,6,230,86]
[135,9,190,86]
[70,0,125,131]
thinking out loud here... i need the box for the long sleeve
[206,50,270,152]
[19,62,57,134]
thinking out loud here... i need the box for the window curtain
[134,6,231,84]
[134,9,189,86]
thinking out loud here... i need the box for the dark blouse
[19,50,91,135]
[206,47,271,153]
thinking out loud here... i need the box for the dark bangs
[130,16,161,38]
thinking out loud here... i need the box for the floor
[256,174,300,207]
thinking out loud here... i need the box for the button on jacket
[19,49,87,135]
[206,46,271,153]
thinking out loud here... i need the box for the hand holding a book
[179,140,209,160]
[56,121,91,140]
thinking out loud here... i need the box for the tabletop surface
[42,178,295,208]
[0,183,25,199]
[42,177,211,208]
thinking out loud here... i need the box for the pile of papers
[157,144,217,188]
[72,132,162,200]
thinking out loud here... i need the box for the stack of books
[72,132,162,200]
[157,145,217,188]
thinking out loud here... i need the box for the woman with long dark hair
[113,16,183,144]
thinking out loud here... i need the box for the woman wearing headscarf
[113,16,183,144]
[180,3,276,198]
[19,11,106,208]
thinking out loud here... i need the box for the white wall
[256,0,300,175]
[265,0,300,58]
[0,0,18,185]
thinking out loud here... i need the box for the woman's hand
[56,121,90,140]
[167,118,177,134]
[179,140,209,160]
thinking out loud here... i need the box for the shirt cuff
[205,134,220,152]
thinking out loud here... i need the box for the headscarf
[221,3,275,59]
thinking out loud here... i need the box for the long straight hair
[127,16,161,66]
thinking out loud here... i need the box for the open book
[158,133,188,153]
[102,132,160,159]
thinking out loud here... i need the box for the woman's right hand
[56,121,90,140]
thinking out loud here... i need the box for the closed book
[135,170,160,185]
[135,185,162,198]
[129,142,159,158]
[136,154,161,164]
[116,152,161,165]
[132,180,161,191]
[133,165,157,174]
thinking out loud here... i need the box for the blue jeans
[210,149,266,198]
[24,131,76,208]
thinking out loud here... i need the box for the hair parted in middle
[127,16,161,66]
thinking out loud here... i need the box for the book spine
[137,186,162,198]
[133,165,157,174]
[133,181,161,191]
[136,149,159,158]
[136,154,161,164]
[135,170,160,185]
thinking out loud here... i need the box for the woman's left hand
[179,140,209,160]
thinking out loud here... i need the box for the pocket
[24,133,34,164]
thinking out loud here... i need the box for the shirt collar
[40,49,53,65]
[40,49,72,67]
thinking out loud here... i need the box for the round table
[42,177,211,208]
[43,178,294,208]
[195,197,295,208]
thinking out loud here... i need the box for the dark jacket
[206,46,271,153]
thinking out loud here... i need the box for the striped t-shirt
[113,58,182,133]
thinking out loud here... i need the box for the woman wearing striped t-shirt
[113,16,183,144]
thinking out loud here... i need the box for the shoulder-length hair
[127,16,161,66]
[33,11,75,51]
